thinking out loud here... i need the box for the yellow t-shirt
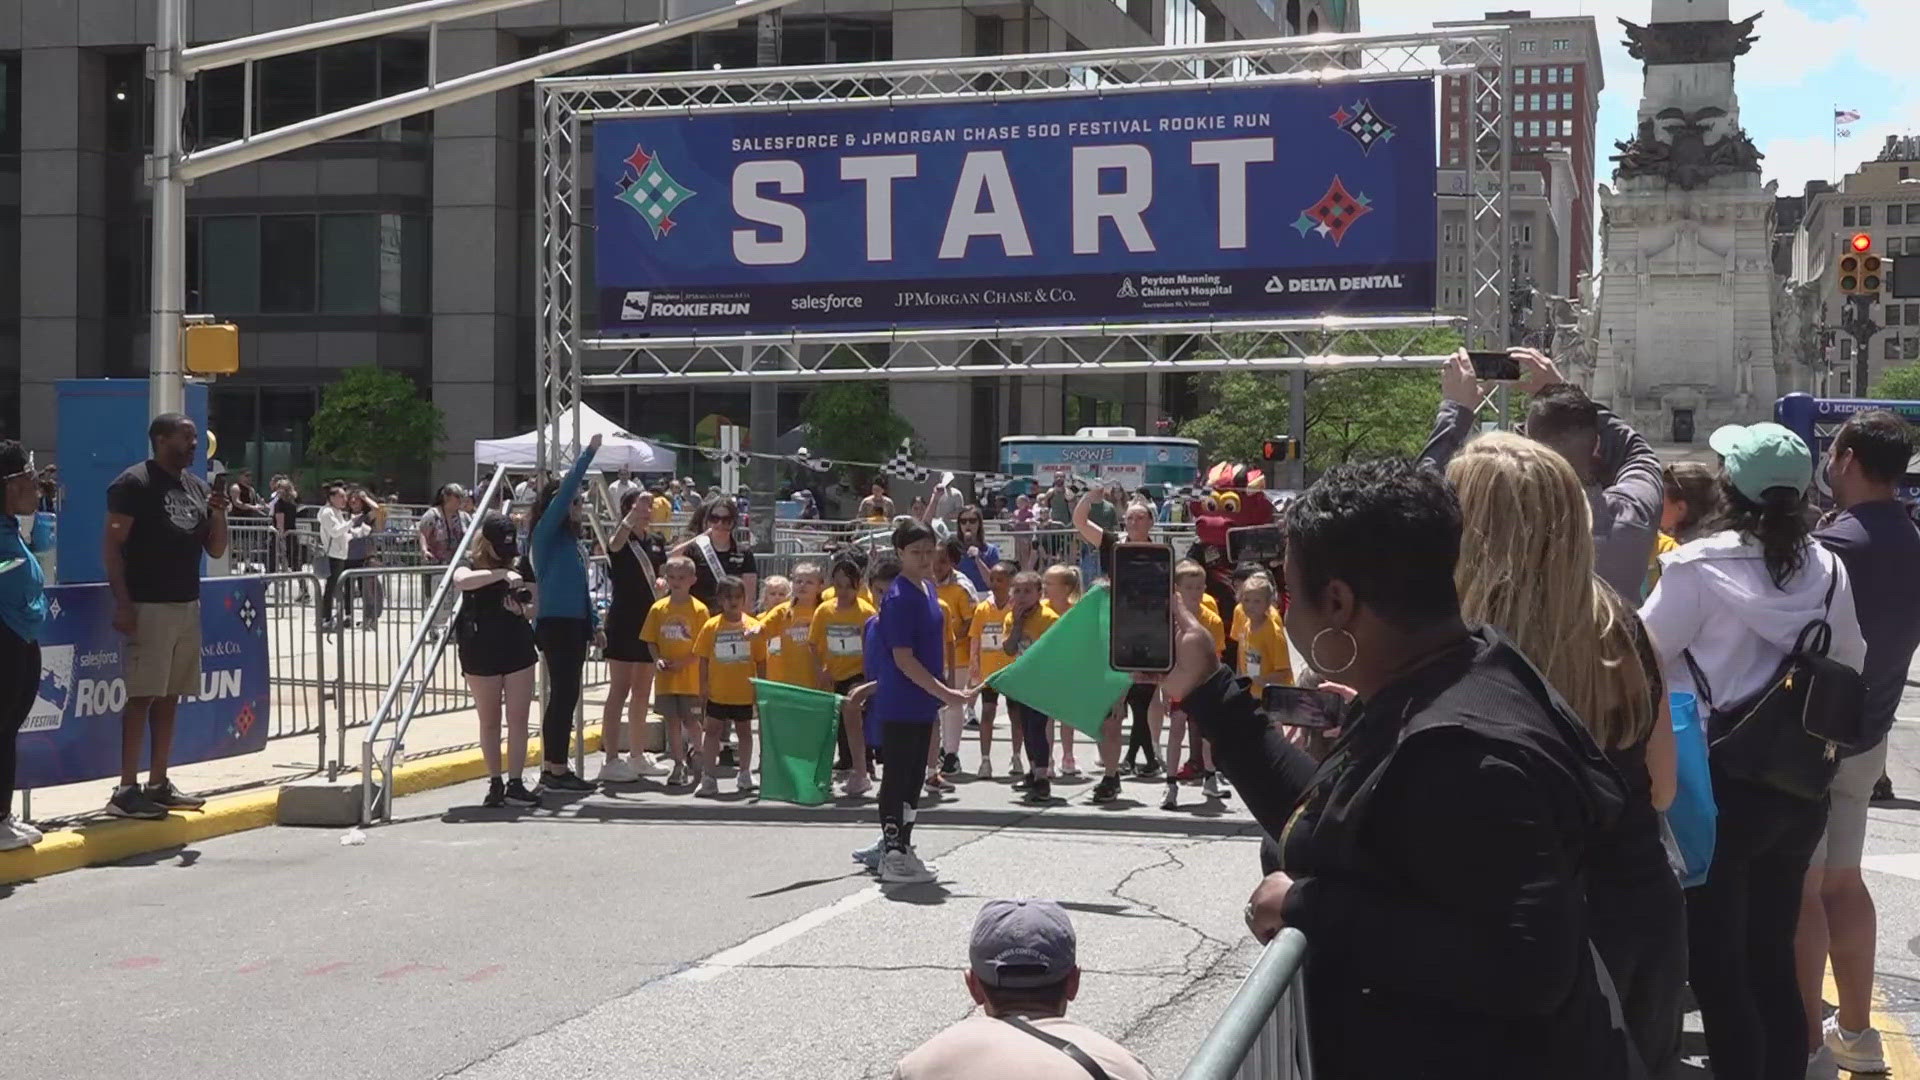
[696,613,765,706]
[820,585,876,608]
[1646,531,1680,596]
[972,596,1013,678]
[1202,592,1220,618]
[1233,607,1294,686]
[1197,603,1226,657]
[760,600,821,687]
[938,597,958,674]
[648,496,672,535]
[1042,597,1076,618]
[937,578,978,670]
[1000,604,1059,662]
[640,594,710,697]
[809,599,876,684]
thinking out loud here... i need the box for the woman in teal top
[526,433,603,793]
[0,440,48,849]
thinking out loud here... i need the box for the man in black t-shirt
[101,413,230,820]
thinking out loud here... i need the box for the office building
[1791,137,1920,390]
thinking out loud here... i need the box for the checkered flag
[974,471,1012,491]
[1170,484,1209,501]
[880,439,928,483]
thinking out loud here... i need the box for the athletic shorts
[980,687,999,707]
[656,693,703,723]
[708,701,754,723]
[1816,737,1890,869]
[125,601,202,699]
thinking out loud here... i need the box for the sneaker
[1161,782,1179,811]
[736,770,758,794]
[482,778,507,808]
[697,775,721,798]
[1119,760,1137,776]
[832,756,854,773]
[1806,1045,1840,1080]
[927,773,956,793]
[965,714,981,730]
[1024,777,1053,804]
[538,770,596,794]
[667,762,689,787]
[940,751,961,775]
[1009,755,1025,777]
[1872,775,1896,803]
[145,780,206,810]
[1202,772,1227,800]
[1091,774,1122,803]
[1172,761,1203,782]
[1060,757,1082,778]
[0,814,40,851]
[879,847,938,884]
[503,779,540,807]
[1011,771,1033,792]
[718,744,737,768]
[632,753,670,778]
[1136,760,1164,780]
[1823,1016,1887,1073]
[105,784,168,820]
[977,759,994,780]
[842,771,873,798]
[852,837,886,873]
[596,758,640,784]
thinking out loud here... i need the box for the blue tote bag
[1663,691,1717,888]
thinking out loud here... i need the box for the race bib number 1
[716,631,750,663]
[827,625,861,657]
[980,624,1004,651]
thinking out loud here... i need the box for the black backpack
[1684,554,1868,802]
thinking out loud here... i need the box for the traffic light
[1840,233,1885,298]
[1261,436,1299,462]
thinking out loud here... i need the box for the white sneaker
[596,758,640,784]
[632,753,670,778]
[0,814,39,851]
[1060,757,1081,778]
[1202,772,1226,799]
[851,836,885,872]
[1010,755,1025,776]
[842,772,873,798]
[1823,1015,1887,1074]
[1806,1045,1839,1080]
[736,770,758,794]
[977,759,994,780]
[697,775,720,798]
[879,846,938,884]
[6,814,42,844]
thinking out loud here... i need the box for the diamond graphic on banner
[1333,99,1394,154]
[615,146,696,239]
[1293,177,1372,246]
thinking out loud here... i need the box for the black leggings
[832,674,864,768]
[1012,701,1051,771]
[535,617,590,767]
[0,626,38,815]
[322,556,366,623]
[1686,771,1829,1080]
[878,721,934,852]
[1123,683,1159,767]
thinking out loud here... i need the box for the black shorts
[457,617,538,678]
[708,701,754,722]
[833,675,864,696]
[603,635,654,663]
[980,688,1000,707]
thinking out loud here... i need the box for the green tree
[1178,327,1461,477]
[309,367,446,493]
[1869,362,1920,402]
[798,382,914,481]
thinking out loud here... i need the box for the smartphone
[1110,542,1175,673]
[1227,524,1284,566]
[1467,350,1522,382]
[1261,685,1346,729]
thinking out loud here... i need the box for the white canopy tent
[473,404,677,474]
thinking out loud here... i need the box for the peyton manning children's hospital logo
[23,644,74,733]
[615,145,696,239]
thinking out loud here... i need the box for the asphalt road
[7,678,1920,1078]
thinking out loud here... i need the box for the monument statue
[1590,0,1778,443]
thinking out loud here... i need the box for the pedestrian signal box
[184,322,239,375]
[1261,436,1299,462]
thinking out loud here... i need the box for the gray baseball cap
[970,898,1076,989]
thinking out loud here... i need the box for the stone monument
[1590,0,1778,444]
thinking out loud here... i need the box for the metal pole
[747,10,782,555]
[1286,371,1307,490]
[148,0,188,419]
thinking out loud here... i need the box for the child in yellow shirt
[1000,570,1059,803]
[1166,559,1228,809]
[932,539,981,780]
[1232,574,1293,690]
[1039,564,1085,774]
[639,556,710,788]
[968,562,1016,778]
[695,576,766,798]
[811,558,876,790]
[758,563,822,689]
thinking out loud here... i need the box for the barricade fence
[258,570,328,770]
[1179,929,1311,1080]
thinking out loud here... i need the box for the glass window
[1886,338,1901,361]
[1844,206,1857,227]
[379,37,429,95]
[195,64,244,144]
[1513,119,1524,137]
[1908,204,1920,221]
[1907,338,1919,362]
[398,214,429,314]
[1890,305,1904,326]
[1908,303,1920,324]
[320,214,379,314]
[1530,120,1542,138]
[1552,38,1571,51]
[1562,67,1574,81]
[319,41,378,114]
[0,55,17,155]
[1861,205,1873,227]
[1893,205,1906,226]
[257,52,317,130]
[260,216,317,313]
[1448,122,1460,141]
[1517,39,1536,53]
[200,216,259,315]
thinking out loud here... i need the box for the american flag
[1835,109,1862,125]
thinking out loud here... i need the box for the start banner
[593,79,1436,334]
[15,577,271,790]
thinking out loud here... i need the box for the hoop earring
[1309,628,1358,675]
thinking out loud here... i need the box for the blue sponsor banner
[15,577,271,790]
[593,80,1436,334]
[1775,393,1920,503]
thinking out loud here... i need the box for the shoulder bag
[998,1016,1111,1080]
[1683,553,1869,801]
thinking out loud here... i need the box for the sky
[1358,0,1920,198]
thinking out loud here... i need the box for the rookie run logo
[615,146,696,239]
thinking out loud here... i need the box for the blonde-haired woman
[1449,431,1685,1078]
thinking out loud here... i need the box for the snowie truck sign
[592,79,1436,335]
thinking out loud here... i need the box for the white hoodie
[1639,531,1867,709]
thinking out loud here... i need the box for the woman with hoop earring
[1162,458,1641,1079]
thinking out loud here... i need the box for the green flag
[986,585,1133,738]
[751,679,842,806]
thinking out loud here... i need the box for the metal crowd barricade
[258,570,328,770]
[1179,930,1312,1080]
[333,563,472,778]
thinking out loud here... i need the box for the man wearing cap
[891,899,1154,1079]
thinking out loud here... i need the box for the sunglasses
[710,514,736,524]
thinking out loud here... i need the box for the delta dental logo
[614,145,696,239]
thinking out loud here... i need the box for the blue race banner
[15,577,271,790]
[593,80,1436,334]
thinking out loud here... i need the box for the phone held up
[1109,542,1174,673]
[1261,685,1346,730]
[1467,350,1522,382]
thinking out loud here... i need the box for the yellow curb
[0,723,617,886]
